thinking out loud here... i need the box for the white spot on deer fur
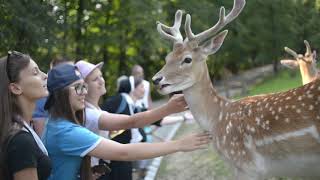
[265,103,269,108]
[272,111,275,115]
[310,84,315,89]
[275,115,279,120]
[302,103,305,106]
[222,135,226,144]
[242,150,246,155]
[298,96,302,101]
[286,97,291,100]
[317,116,320,120]
[285,118,290,123]
[291,105,296,109]
[231,149,235,155]
[219,112,223,121]
[219,101,224,107]
[214,97,218,102]
[257,102,261,106]
[263,98,268,102]
[309,105,314,111]
[255,125,320,147]
[278,107,282,112]
[226,113,229,120]
[250,127,255,133]
[255,117,261,125]
[296,109,301,113]
[285,105,289,109]
[248,109,252,116]
[308,94,314,98]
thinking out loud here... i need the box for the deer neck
[183,65,229,131]
[299,64,318,84]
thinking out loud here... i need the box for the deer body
[184,64,320,179]
[153,0,320,179]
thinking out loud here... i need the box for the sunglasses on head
[6,51,25,82]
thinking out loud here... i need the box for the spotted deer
[281,40,319,85]
[152,0,320,179]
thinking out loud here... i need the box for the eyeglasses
[6,51,24,82]
[71,83,88,95]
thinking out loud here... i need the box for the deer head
[280,40,319,84]
[152,0,246,95]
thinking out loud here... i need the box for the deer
[152,0,320,179]
[280,40,320,85]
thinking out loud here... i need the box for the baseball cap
[75,60,104,79]
[44,63,82,110]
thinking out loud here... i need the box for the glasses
[6,51,24,82]
[71,83,88,95]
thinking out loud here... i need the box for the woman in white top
[75,60,189,136]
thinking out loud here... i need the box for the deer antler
[284,40,313,63]
[185,0,246,46]
[304,40,312,56]
[157,10,183,44]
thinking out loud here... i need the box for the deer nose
[153,77,163,85]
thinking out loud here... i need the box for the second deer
[152,0,320,179]
[281,40,319,85]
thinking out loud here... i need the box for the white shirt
[135,80,150,108]
[85,101,110,166]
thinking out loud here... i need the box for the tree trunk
[75,0,84,59]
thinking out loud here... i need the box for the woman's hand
[165,94,188,114]
[175,131,212,152]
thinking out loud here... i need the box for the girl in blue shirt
[43,63,211,180]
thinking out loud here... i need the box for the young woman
[75,60,187,137]
[43,63,211,180]
[0,51,51,180]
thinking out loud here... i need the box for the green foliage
[1,0,320,98]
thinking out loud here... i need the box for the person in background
[0,51,51,180]
[42,63,211,180]
[131,64,152,109]
[100,76,146,180]
[32,56,74,136]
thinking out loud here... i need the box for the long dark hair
[47,87,92,180]
[0,52,31,178]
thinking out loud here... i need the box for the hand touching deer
[281,40,320,84]
[153,0,320,179]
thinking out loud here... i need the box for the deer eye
[183,57,192,64]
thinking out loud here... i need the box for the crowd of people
[0,51,212,180]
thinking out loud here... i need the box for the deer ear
[200,30,228,55]
[312,50,317,62]
[280,59,299,69]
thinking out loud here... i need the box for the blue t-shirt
[43,118,102,180]
[32,97,48,120]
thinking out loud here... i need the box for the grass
[244,69,301,96]
[233,69,302,100]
